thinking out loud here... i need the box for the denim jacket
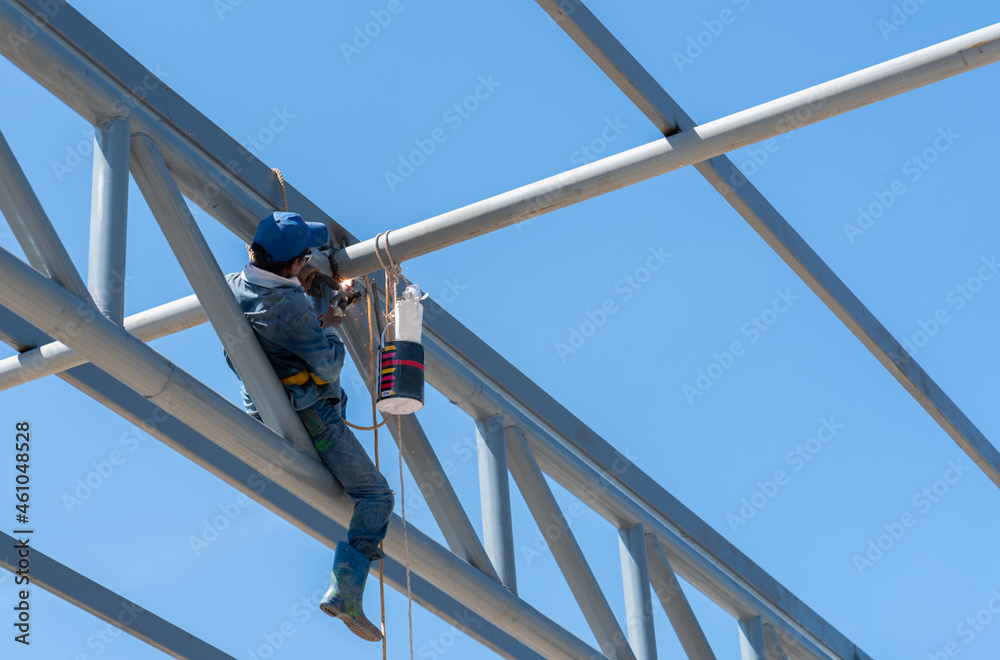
[225,264,345,414]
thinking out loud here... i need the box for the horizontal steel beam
[334,23,1000,278]
[0,294,203,391]
[0,248,603,660]
[0,531,234,659]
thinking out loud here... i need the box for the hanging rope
[271,167,288,212]
[397,414,413,660]
[373,231,402,336]
[365,277,388,660]
[371,233,415,659]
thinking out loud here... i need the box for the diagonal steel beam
[129,133,315,454]
[0,249,603,660]
[505,425,636,660]
[0,125,95,306]
[0,306,546,660]
[0,532,235,659]
[645,534,716,660]
[534,0,1000,491]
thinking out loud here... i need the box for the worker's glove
[305,247,339,289]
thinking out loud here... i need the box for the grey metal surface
[129,133,315,455]
[0,306,546,660]
[0,249,603,660]
[0,126,94,306]
[645,534,716,660]
[333,23,1000,279]
[0,532,235,660]
[619,524,657,660]
[740,616,768,660]
[87,116,129,324]
[506,425,636,660]
[0,294,203,391]
[763,622,789,660]
[338,305,501,583]
[477,414,518,593]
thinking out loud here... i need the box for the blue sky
[1,0,999,658]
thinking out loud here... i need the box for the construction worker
[225,211,392,642]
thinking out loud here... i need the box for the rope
[271,168,288,212]
[344,417,389,432]
[398,414,413,660]
[373,231,403,337]
[367,281,388,660]
[372,235,415,659]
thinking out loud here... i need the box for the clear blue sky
[2,0,999,658]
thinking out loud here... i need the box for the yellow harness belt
[279,370,329,386]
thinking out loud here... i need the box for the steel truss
[0,0,997,658]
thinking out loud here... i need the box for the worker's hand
[297,265,319,291]
[320,305,342,329]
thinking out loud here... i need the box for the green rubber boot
[320,542,382,642]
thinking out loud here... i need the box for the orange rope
[367,277,388,660]
[271,168,288,212]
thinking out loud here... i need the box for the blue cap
[252,212,329,262]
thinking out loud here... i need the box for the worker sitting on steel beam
[225,211,392,642]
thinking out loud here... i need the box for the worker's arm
[274,297,347,385]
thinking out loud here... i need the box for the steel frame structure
[0,0,997,658]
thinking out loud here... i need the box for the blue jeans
[298,392,393,562]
